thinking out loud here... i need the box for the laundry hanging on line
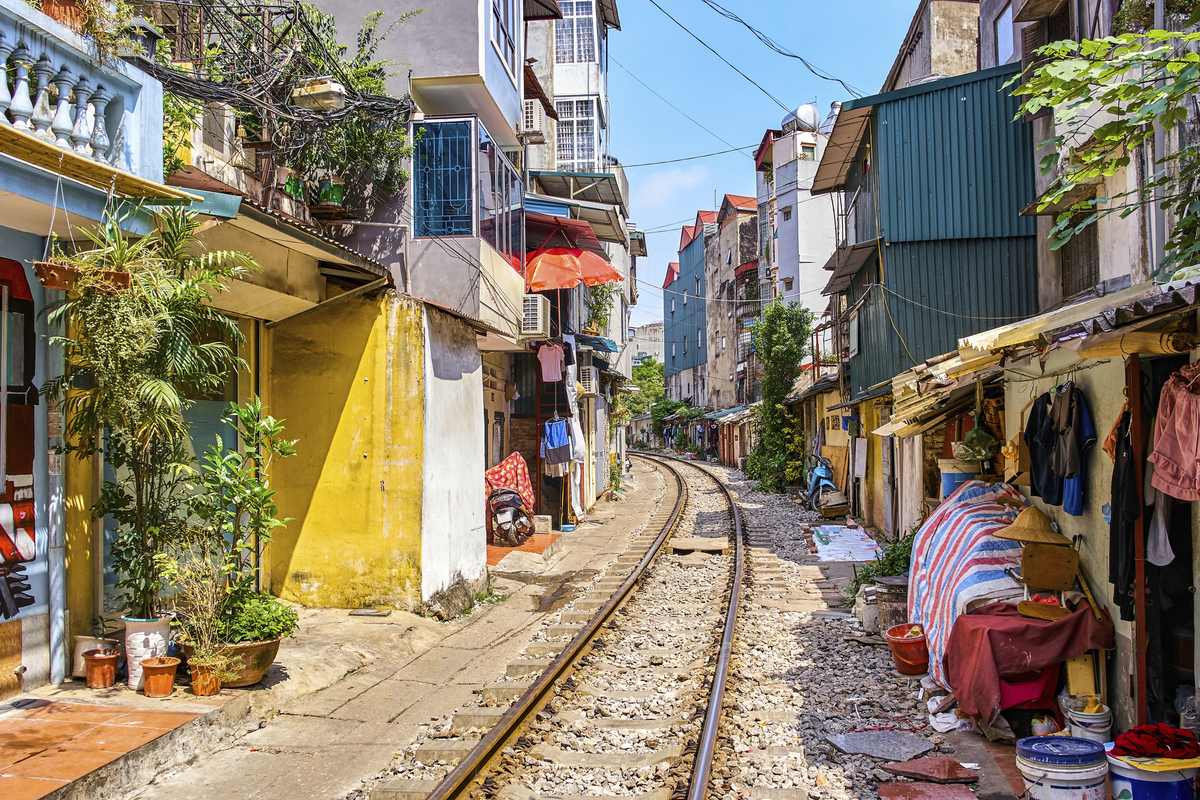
[538,343,564,382]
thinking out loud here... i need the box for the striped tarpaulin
[907,481,1024,686]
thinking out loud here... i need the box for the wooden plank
[0,618,21,701]
[0,124,200,201]
[823,445,849,493]
[1021,543,1079,591]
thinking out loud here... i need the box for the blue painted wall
[664,231,707,379]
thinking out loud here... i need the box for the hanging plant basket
[33,261,80,291]
[97,270,132,293]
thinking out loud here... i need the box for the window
[555,1,597,64]
[683,336,687,354]
[413,120,473,236]
[995,3,1014,64]
[800,144,816,161]
[672,342,676,358]
[671,297,675,314]
[697,328,702,351]
[492,0,517,74]
[1061,213,1100,296]
[556,99,596,172]
[722,335,727,351]
[784,278,794,291]
[781,205,792,221]
[478,125,524,266]
[757,202,770,260]
[683,289,687,305]
[726,248,732,265]
[695,277,700,297]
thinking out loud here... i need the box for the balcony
[840,183,878,248]
[408,116,526,344]
[0,0,169,238]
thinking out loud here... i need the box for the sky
[606,0,917,327]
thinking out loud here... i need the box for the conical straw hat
[994,506,1071,545]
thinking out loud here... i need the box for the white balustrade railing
[0,0,162,178]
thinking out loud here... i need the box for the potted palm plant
[43,208,259,689]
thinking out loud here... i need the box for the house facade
[664,212,713,405]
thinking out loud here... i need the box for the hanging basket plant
[33,260,81,292]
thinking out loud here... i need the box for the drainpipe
[47,300,66,684]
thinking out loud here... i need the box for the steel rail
[423,454,687,800]
[640,455,744,800]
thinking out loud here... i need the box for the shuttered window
[1061,214,1100,297]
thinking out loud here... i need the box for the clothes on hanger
[1047,381,1092,478]
[1148,364,1200,501]
[537,343,564,382]
[1145,451,1175,568]
[1025,384,1095,516]
[542,418,571,465]
[1109,411,1140,622]
[561,334,576,367]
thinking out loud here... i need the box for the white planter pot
[122,616,171,689]
[71,635,121,679]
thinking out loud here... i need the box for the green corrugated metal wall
[874,64,1035,243]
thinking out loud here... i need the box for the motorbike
[806,455,837,509]
[487,487,534,547]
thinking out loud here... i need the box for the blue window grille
[414,121,473,236]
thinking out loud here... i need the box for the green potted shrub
[43,208,258,689]
[158,542,237,697]
[186,397,298,687]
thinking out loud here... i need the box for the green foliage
[627,358,664,416]
[584,282,619,333]
[674,427,690,451]
[609,462,623,492]
[220,593,299,644]
[745,300,813,492]
[157,541,238,678]
[782,416,807,486]
[157,39,203,178]
[285,6,419,195]
[651,398,686,435]
[43,208,259,619]
[1011,29,1200,278]
[846,527,918,600]
[1113,0,1198,33]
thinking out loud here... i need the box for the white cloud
[631,164,710,216]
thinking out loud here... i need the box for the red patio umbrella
[526,247,623,292]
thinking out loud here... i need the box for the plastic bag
[955,426,998,461]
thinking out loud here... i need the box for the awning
[598,0,620,28]
[531,170,627,216]
[811,103,873,195]
[1019,182,1099,217]
[189,190,385,276]
[629,230,647,257]
[576,333,618,353]
[526,211,606,257]
[526,191,627,243]
[828,384,891,411]
[823,239,879,295]
[874,350,1004,438]
[524,0,563,21]
[523,64,559,119]
[0,124,200,202]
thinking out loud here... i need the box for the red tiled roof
[662,262,680,289]
[725,194,756,210]
[735,261,759,276]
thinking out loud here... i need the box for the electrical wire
[609,57,749,155]
[641,0,791,112]
[874,284,1031,321]
[621,143,759,168]
[696,0,864,98]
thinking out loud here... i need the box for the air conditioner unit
[521,100,547,145]
[579,366,599,397]
[520,294,550,339]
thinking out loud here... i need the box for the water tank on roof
[781,104,820,134]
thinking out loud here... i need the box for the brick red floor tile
[106,709,199,729]
[0,720,99,748]
[6,703,128,724]
[2,747,124,781]
[0,745,42,770]
[58,723,168,753]
[0,775,69,800]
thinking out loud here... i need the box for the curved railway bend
[346,457,949,800]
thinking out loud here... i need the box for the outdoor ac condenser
[579,366,599,397]
[522,100,547,145]
[521,294,550,339]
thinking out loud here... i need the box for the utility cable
[610,57,749,155]
[697,0,864,98]
[622,143,759,168]
[642,0,791,113]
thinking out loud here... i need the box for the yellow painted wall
[63,444,97,645]
[267,291,426,609]
[859,402,887,531]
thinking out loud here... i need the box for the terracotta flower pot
[33,262,80,291]
[182,638,281,687]
[73,636,120,679]
[139,656,180,697]
[98,270,132,293]
[189,664,222,697]
[82,649,119,689]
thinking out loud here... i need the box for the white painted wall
[421,308,487,600]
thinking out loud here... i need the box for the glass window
[478,125,525,268]
[414,120,473,236]
[556,1,596,64]
[492,0,517,73]
[995,4,1014,64]
[555,99,596,172]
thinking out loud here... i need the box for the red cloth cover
[1111,724,1200,759]
[485,453,535,514]
[943,602,1114,725]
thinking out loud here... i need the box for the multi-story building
[753,106,838,313]
[664,212,715,404]
[708,195,758,411]
[629,322,664,366]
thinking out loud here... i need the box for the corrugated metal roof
[875,65,1036,243]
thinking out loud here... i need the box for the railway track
[373,453,746,800]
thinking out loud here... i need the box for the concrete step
[482,680,530,702]
[560,710,685,731]
[545,623,583,638]
[529,742,682,768]
[525,642,565,658]
[572,599,606,611]
[498,787,670,800]
[560,610,597,624]
[507,658,552,678]
[372,778,441,800]
[415,738,477,764]
[452,706,507,733]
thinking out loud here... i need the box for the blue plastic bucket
[939,459,979,500]
[1108,755,1198,800]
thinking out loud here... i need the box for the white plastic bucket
[1016,754,1107,800]
[1108,756,1198,800]
[938,458,979,499]
[122,616,171,690]
[1067,707,1112,743]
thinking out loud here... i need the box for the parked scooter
[487,487,534,547]
[806,456,837,510]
